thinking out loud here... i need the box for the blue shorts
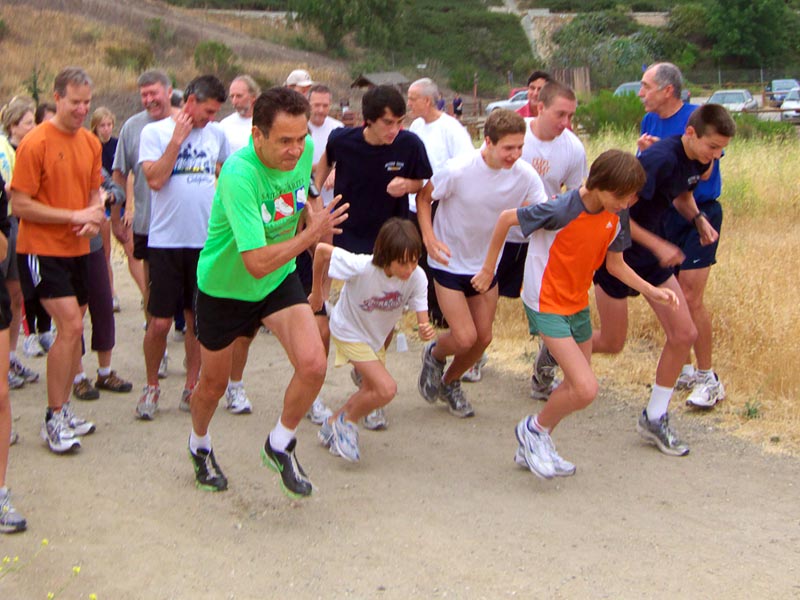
[664,200,722,271]
[430,267,497,298]
[593,243,673,300]
[496,241,527,299]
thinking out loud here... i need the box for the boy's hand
[425,237,451,266]
[418,322,435,341]
[647,287,680,310]
[470,267,494,294]
[308,291,324,313]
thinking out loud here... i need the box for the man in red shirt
[516,70,552,118]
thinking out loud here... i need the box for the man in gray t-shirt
[112,69,174,262]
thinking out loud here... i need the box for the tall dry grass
[484,130,800,453]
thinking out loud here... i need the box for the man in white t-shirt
[520,81,589,400]
[220,75,260,153]
[406,77,475,330]
[136,75,230,421]
[416,109,547,418]
[307,84,343,207]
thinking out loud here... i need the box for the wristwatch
[693,210,709,229]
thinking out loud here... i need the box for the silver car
[485,89,529,115]
[707,89,758,113]
[780,87,800,121]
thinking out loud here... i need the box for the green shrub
[194,40,240,82]
[574,90,645,134]
[104,45,154,72]
[0,18,8,42]
[732,113,796,141]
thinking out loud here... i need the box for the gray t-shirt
[112,110,154,236]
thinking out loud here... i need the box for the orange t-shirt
[11,121,102,257]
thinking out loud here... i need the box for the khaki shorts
[332,336,386,367]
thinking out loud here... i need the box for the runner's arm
[471,209,518,293]
[605,250,679,308]
[308,242,334,313]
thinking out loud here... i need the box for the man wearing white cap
[285,69,314,94]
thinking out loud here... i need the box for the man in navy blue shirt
[316,85,432,254]
[595,62,728,411]
[593,104,735,457]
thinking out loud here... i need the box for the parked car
[485,89,528,115]
[780,87,800,121]
[613,81,691,103]
[707,89,758,113]
[765,78,800,107]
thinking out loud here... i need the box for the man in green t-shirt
[187,87,348,497]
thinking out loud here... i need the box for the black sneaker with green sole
[261,437,312,499]
[189,446,228,492]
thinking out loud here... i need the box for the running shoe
[675,369,697,391]
[72,376,100,401]
[38,331,55,352]
[261,437,313,498]
[10,357,38,383]
[306,397,332,425]
[7,371,24,390]
[363,407,388,431]
[188,445,228,492]
[514,416,555,479]
[318,418,335,451]
[514,445,575,477]
[23,334,45,358]
[40,410,81,454]
[531,339,558,396]
[95,371,133,393]
[686,372,726,409]
[636,410,690,456]
[136,385,160,420]
[179,388,193,413]
[331,413,360,462]
[9,429,18,446]
[461,353,488,383]
[439,379,474,418]
[61,401,96,436]
[225,385,253,414]
[530,372,561,401]
[0,487,27,534]
[158,351,168,379]
[418,341,445,403]
[112,296,121,313]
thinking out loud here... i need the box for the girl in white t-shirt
[309,218,435,462]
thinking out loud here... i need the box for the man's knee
[571,376,598,409]
[450,325,478,352]
[196,375,228,404]
[295,351,327,382]
[147,317,172,338]
[667,320,697,350]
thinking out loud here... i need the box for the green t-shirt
[197,137,314,301]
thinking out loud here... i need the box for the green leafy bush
[104,45,154,71]
[194,40,240,82]
[574,90,644,134]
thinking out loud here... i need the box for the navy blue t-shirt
[632,135,709,239]
[326,127,432,253]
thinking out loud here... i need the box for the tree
[289,0,397,54]
[707,0,790,67]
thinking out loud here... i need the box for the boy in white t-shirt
[309,218,434,462]
[415,109,547,418]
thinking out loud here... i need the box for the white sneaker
[38,331,55,352]
[225,385,252,414]
[41,410,81,454]
[686,372,726,409]
[158,351,168,379]
[675,369,697,391]
[23,334,45,357]
[461,353,488,383]
[363,407,388,430]
[306,397,332,425]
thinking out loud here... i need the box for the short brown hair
[688,103,736,138]
[586,149,646,197]
[484,109,525,144]
[538,81,576,108]
[372,218,422,268]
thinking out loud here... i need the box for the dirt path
[2,266,799,599]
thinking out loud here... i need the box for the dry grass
[402,130,800,455]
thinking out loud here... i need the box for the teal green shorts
[523,304,592,344]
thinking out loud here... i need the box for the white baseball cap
[285,69,314,88]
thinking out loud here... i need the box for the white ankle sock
[73,372,86,384]
[227,379,243,390]
[97,367,111,377]
[646,384,673,422]
[680,364,695,376]
[269,419,296,452]
[190,430,211,454]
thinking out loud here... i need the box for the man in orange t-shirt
[11,66,105,455]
